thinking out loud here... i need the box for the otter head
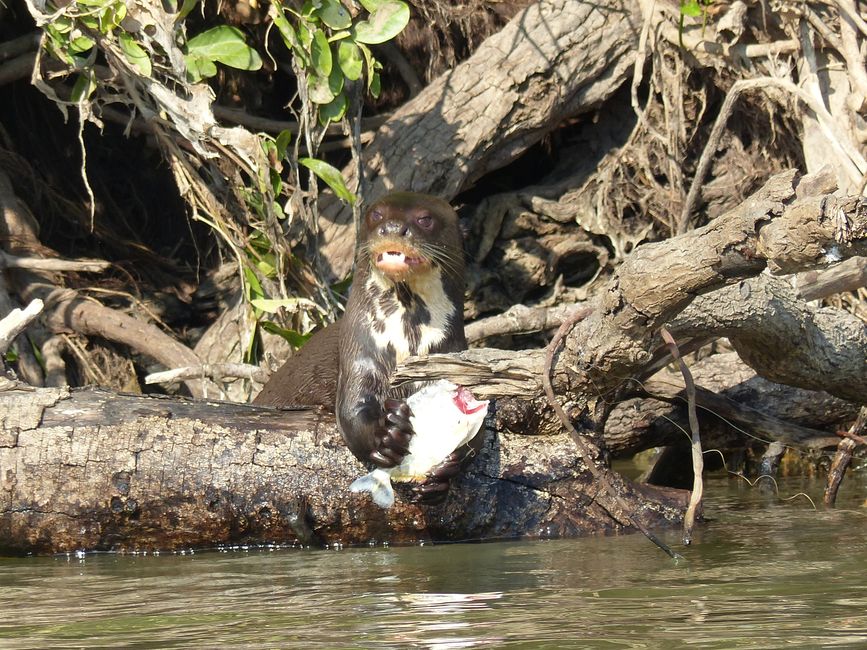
[359,192,463,285]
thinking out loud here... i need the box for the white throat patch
[367,267,453,363]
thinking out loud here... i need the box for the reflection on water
[2,474,867,648]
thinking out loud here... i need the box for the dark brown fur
[254,192,468,474]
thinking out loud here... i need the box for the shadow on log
[0,386,688,555]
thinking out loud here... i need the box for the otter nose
[378,221,409,237]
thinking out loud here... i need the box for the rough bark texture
[0,386,687,555]
[318,0,643,280]
[558,169,865,420]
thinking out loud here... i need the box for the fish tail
[349,469,395,509]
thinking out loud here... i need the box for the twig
[823,406,867,507]
[834,0,867,40]
[145,363,267,386]
[659,327,703,545]
[465,302,589,343]
[0,298,43,354]
[0,251,111,273]
[823,438,858,507]
[837,2,867,100]
[213,105,389,136]
[543,308,683,560]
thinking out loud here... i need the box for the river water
[2,473,867,648]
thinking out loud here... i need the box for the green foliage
[184,25,263,82]
[34,0,412,359]
[353,1,410,45]
[299,157,356,205]
[118,31,151,76]
[269,0,407,123]
[679,0,708,18]
[259,321,312,348]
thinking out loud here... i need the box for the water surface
[2,474,866,648]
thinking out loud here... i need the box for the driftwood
[0,386,687,555]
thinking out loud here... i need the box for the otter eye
[416,214,434,229]
[369,209,384,223]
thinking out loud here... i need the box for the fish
[349,379,489,508]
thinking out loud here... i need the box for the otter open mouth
[375,250,425,274]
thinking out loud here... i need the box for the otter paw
[411,450,463,505]
[369,398,414,468]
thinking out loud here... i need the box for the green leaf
[186,25,263,71]
[270,168,283,196]
[357,42,381,92]
[680,0,703,17]
[260,321,312,348]
[243,265,266,303]
[337,40,362,80]
[255,253,277,277]
[102,2,127,31]
[311,28,332,76]
[71,70,97,102]
[118,32,152,76]
[68,34,95,55]
[270,6,309,64]
[307,71,336,104]
[177,0,199,20]
[369,70,381,98]
[308,61,343,104]
[317,0,352,29]
[51,16,74,34]
[299,157,356,204]
[357,0,384,11]
[354,0,409,44]
[318,91,347,124]
[275,129,292,158]
[184,53,217,82]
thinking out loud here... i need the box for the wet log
[0,385,688,555]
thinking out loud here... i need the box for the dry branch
[0,169,219,397]
[0,298,42,354]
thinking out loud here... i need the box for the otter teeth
[376,251,411,273]
[380,251,406,263]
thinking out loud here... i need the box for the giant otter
[253,192,479,502]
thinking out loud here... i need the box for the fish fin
[349,469,395,509]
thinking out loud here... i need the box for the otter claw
[412,479,450,505]
[371,399,414,468]
[370,448,400,468]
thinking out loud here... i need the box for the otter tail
[349,469,395,509]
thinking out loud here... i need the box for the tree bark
[0,386,687,555]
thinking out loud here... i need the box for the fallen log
[0,385,687,555]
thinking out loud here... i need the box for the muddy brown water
[2,473,867,648]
